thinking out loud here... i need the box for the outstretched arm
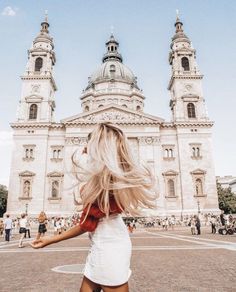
[31,224,86,249]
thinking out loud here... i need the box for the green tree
[0,185,8,217]
[217,182,236,214]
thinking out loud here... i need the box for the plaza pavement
[0,226,236,292]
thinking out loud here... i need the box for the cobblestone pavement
[1,227,236,292]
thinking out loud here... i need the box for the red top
[79,196,122,232]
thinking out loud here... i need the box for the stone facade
[7,16,219,217]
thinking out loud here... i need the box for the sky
[0,0,236,186]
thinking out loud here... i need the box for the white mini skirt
[83,214,132,286]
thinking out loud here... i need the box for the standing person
[4,214,12,242]
[220,210,225,226]
[210,215,216,234]
[195,216,201,235]
[190,217,196,235]
[0,219,4,237]
[18,213,27,248]
[25,216,31,238]
[36,211,47,240]
[31,122,157,292]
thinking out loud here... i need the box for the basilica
[7,16,219,217]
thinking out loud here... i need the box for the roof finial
[110,25,114,35]
[45,10,48,23]
[176,9,180,21]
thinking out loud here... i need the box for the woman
[36,211,47,240]
[31,123,157,292]
[18,213,27,248]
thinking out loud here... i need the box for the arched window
[181,57,190,71]
[51,181,59,198]
[110,64,116,72]
[23,180,31,197]
[136,105,141,111]
[29,104,38,120]
[35,57,43,72]
[195,178,203,196]
[164,149,169,158]
[53,150,57,159]
[85,105,89,111]
[168,179,175,197]
[187,103,196,118]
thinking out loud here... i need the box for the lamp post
[25,203,28,215]
[197,200,200,215]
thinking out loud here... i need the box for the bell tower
[17,13,57,123]
[168,15,209,122]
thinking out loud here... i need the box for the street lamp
[197,200,200,215]
[25,203,28,215]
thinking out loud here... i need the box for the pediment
[190,169,206,175]
[62,104,164,126]
[19,171,35,177]
[47,171,64,177]
[25,95,43,102]
[162,170,179,176]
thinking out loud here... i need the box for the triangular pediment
[62,104,164,125]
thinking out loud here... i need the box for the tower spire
[40,10,49,33]
[102,33,123,63]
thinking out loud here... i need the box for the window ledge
[23,158,34,162]
[163,157,175,161]
[19,197,32,200]
[194,194,207,198]
[165,196,178,199]
[48,197,62,202]
[191,156,202,160]
[50,158,63,162]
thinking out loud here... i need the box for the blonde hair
[72,123,157,217]
[38,211,47,223]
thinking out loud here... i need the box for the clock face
[185,84,192,91]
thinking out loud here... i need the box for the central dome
[90,60,136,84]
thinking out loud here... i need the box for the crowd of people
[0,212,81,248]
[0,210,235,245]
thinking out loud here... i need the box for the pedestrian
[210,215,216,234]
[4,214,12,242]
[0,219,4,237]
[18,213,27,248]
[31,122,157,291]
[220,210,225,226]
[25,216,31,238]
[195,215,201,235]
[190,217,196,235]
[36,211,47,240]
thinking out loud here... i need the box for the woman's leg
[80,276,101,292]
[18,233,24,247]
[36,232,41,240]
[101,282,129,292]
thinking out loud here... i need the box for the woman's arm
[31,224,86,249]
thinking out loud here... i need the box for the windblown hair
[72,122,158,217]
[38,211,47,223]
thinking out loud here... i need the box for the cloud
[1,6,17,16]
[0,131,13,146]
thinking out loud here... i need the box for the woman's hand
[30,237,52,249]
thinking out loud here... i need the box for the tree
[0,185,8,217]
[217,182,236,214]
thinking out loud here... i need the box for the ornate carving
[138,136,160,146]
[65,137,88,145]
[67,109,158,125]
[31,84,41,94]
